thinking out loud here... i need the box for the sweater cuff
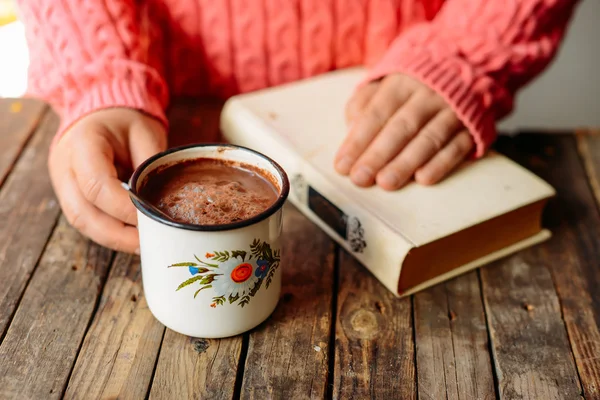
[54,63,169,145]
[364,49,497,158]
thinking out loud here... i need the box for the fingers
[348,89,445,186]
[129,116,168,168]
[71,133,138,226]
[335,75,417,175]
[376,109,463,190]
[49,152,139,253]
[415,130,474,185]
[345,82,379,125]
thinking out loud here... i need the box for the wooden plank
[481,134,599,399]
[240,205,336,399]
[0,110,62,337]
[0,217,113,399]
[149,328,242,400]
[0,98,47,187]
[576,132,600,209]
[64,252,165,400]
[414,272,496,400]
[503,134,600,399]
[333,250,416,399]
[481,252,583,399]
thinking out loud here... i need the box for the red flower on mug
[231,263,253,283]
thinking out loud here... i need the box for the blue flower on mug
[254,259,270,278]
[168,239,281,308]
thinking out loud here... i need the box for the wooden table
[0,98,599,400]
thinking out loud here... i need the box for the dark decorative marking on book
[307,186,367,253]
[291,173,308,204]
[347,216,367,253]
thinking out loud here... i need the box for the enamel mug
[129,144,289,338]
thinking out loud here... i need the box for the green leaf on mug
[228,293,240,304]
[168,262,198,267]
[231,250,247,261]
[176,275,206,291]
[213,295,226,306]
[194,285,212,298]
[193,254,219,268]
[200,274,216,285]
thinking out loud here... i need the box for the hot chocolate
[140,158,278,225]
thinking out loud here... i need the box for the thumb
[129,116,168,168]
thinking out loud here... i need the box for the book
[219,68,555,297]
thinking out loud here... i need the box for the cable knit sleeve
[16,0,169,138]
[365,0,580,157]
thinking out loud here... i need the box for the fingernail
[351,166,373,186]
[335,157,353,175]
[135,248,140,255]
[377,172,400,190]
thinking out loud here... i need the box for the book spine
[220,100,413,296]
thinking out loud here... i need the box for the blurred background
[0,0,598,131]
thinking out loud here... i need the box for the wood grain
[481,252,582,399]
[0,111,61,337]
[0,217,112,399]
[64,252,165,400]
[576,133,600,209]
[149,329,242,400]
[0,98,47,187]
[333,250,416,399]
[496,134,600,399]
[240,205,335,399]
[414,272,495,400]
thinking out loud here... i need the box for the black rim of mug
[129,143,290,232]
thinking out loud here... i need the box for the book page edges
[398,229,551,297]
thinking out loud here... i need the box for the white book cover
[220,68,555,296]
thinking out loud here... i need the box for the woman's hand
[336,73,474,190]
[49,108,167,253]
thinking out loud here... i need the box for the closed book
[220,68,555,297]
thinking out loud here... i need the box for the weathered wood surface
[1,98,600,400]
[498,134,600,399]
[0,217,112,399]
[240,206,335,399]
[481,252,583,399]
[333,250,416,400]
[64,252,165,400]
[577,132,600,209]
[0,110,61,337]
[574,132,600,399]
[149,328,242,400]
[414,271,495,400]
[0,98,47,186]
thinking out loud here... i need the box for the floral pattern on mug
[168,239,280,308]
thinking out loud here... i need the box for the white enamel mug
[129,144,289,338]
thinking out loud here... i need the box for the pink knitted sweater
[17,0,578,156]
